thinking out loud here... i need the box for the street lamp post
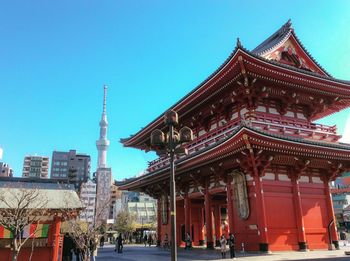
[151,110,193,261]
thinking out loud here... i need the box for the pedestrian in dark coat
[185,233,191,250]
[144,234,148,247]
[228,233,236,259]
[117,234,124,253]
[62,233,74,261]
[99,235,105,247]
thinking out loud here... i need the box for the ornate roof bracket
[242,134,263,177]
[287,158,311,181]
[176,177,189,197]
[321,162,350,182]
[189,172,205,195]
[238,56,249,87]
[256,154,274,177]
[209,162,224,188]
[237,57,260,110]
[144,185,160,198]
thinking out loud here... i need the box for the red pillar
[204,188,214,249]
[324,180,339,249]
[198,207,205,245]
[184,194,192,238]
[214,205,221,247]
[51,216,61,261]
[226,176,234,234]
[157,198,162,246]
[292,177,308,251]
[253,175,269,252]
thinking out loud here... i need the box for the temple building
[0,178,82,261]
[119,20,350,252]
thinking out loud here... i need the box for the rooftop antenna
[103,85,107,114]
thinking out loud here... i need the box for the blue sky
[1,1,350,180]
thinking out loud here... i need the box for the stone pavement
[96,243,350,261]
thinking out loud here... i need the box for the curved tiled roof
[121,21,350,146]
[244,46,350,85]
[117,124,350,188]
[252,19,293,55]
[252,19,332,77]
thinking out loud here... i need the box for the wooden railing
[245,111,339,140]
[147,111,340,172]
[147,118,241,172]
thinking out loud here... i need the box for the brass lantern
[151,129,165,146]
[164,110,178,126]
[179,126,194,143]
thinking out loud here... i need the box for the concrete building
[22,155,49,178]
[127,201,157,224]
[95,168,113,222]
[0,162,13,177]
[332,193,350,230]
[79,179,96,224]
[50,150,91,190]
[116,191,157,225]
[95,85,113,223]
[109,184,121,220]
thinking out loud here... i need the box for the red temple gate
[119,20,350,252]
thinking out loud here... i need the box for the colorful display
[0,224,50,239]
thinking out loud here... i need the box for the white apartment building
[22,155,49,178]
[79,179,96,224]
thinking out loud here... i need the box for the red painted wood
[292,178,307,245]
[254,175,269,245]
[324,181,339,242]
[184,195,192,237]
[204,189,214,246]
[157,198,162,244]
[226,177,234,234]
[214,205,221,242]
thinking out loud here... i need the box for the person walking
[62,233,74,261]
[163,233,169,250]
[220,234,227,259]
[117,234,124,253]
[74,243,81,261]
[114,236,119,253]
[228,233,236,259]
[148,234,153,246]
[144,234,148,247]
[185,233,191,250]
[89,236,98,261]
[99,235,105,248]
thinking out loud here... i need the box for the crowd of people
[62,231,237,260]
[161,232,236,259]
[219,233,236,259]
[62,233,98,261]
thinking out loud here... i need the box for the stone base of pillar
[215,240,220,247]
[298,242,308,251]
[259,243,269,252]
[206,241,214,249]
[199,240,205,246]
[333,241,340,250]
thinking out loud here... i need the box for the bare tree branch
[0,187,49,261]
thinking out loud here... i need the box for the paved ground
[95,243,350,261]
